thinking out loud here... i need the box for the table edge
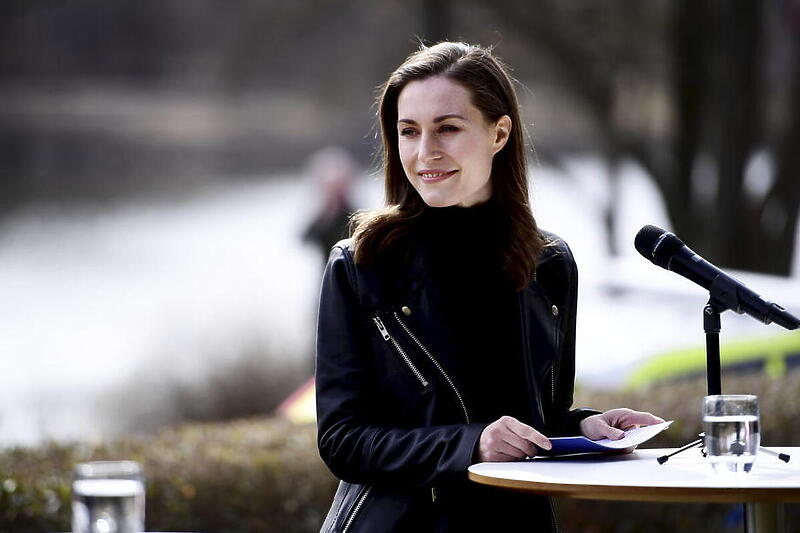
[467,470,800,503]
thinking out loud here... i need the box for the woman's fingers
[486,437,533,461]
[581,415,625,440]
[503,416,552,451]
[478,416,552,462]
[495,439,530,459]
[478,422,525,460]
[580,408,667,440]
[600,424,626,440]
[608,408,665,428]
[636,411,665,425]
[501,432,539,458]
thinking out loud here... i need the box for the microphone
[634,225,799,330]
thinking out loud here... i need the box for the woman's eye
[399,128,417,137]
[439,125,459,133]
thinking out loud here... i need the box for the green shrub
[0,417,337,533]
[3,372,799,532]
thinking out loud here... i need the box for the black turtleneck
[418,200,530,425]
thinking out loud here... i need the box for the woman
[315,41,662,533]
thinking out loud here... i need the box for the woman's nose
[418,132,442,161]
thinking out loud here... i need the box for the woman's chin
[422,199,454,208]
[419,193,459,208]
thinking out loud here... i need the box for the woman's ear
[492,115,512,155]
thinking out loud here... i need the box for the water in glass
[72,461,144,533]
[703,395,760,475]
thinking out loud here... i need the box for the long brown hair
[352,41,545,290]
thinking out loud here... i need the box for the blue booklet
[538,421,673,457]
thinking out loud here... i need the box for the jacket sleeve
[315,244,488,489]
[544,240,600,436]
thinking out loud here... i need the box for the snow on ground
[1,158,797,446]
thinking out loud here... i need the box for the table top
[468,447,800,503]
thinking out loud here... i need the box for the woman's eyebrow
[397,114,467,125]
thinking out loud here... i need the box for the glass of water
[703,394,760,474]
[72,460,145,533]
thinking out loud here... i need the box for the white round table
[468,447,800,533]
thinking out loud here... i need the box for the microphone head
[634,225,686,269]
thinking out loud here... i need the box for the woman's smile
[418,169,459,183]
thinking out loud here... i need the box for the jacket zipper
[392,311,470,424]
[341,485,371,533]
[372,316,429,388]
[550,308,562,406]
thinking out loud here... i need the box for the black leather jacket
[315,232,598,532]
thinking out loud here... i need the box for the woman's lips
[418,170,458,183]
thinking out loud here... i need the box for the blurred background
[2,0,800,531]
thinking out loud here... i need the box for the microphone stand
[656,280,791,533]
[657,273,795,464]
[704,299,723,397]
[656,296,724,465]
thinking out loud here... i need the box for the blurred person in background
[314,42,663,532]
[302,146,357,268]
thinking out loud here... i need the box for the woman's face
[396,76,511,208]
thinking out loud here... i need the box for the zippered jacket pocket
[372,315,429,388]
[391,312,470,424]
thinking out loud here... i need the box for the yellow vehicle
[627,332,800,389]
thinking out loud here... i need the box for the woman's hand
[580,408,665,441]
[477,416,552,462]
